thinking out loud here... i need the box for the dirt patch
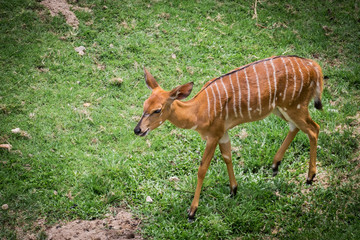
[287,165,330,195]
[323,112,360,137]
[46,208,142,240]
[14,217,46,240]
[348,112,360,136]
[40,0,91,29]
[13,208,142,240]
[300,166,330,195]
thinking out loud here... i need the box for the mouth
[139,128,150,137]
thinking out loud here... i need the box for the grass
[1,0,359,239]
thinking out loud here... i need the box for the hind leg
[279,108,320,184]
[272,108,300,176]
[303,118,320,184]
[272,127,299,176]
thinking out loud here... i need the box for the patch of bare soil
[45,209,142,240]
[348,112,360,136]
[300,166,330,195]
[40,0,91,29]
[287,164,330,196]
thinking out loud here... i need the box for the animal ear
[144,67,159,90]
[169,82,194,100]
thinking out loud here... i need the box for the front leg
[219,132,238,196]
[188,137,219,221]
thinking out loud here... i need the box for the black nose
[134,126,141,135]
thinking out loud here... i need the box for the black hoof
[272,162,281,176]
[306,174,316,185]
[187,208,197,222]
[230,185,238,197]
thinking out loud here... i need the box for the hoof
[230,185,238,197]
[187,207,197,222]
[306,174,316,185]
[188,216,195,223]
[272,162,281,177]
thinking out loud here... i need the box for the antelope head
[134,68,193,137]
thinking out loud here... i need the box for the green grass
[1,0,360,239]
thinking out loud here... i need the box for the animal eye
[153,109,161,114]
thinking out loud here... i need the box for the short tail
[312,61,325,111]
[314,97,323,110]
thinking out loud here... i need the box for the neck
[168,99,198,129]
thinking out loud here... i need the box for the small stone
[169,176,179,182]
[11,128,31,139]
[11,128,21,134]
[75,46,86,55]
[109,78,123,85]
[146,196,153,203]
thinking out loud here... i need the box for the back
[193,55,323,127]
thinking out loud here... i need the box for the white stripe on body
[229,74,238,118]
[281,57,289,101]
[252,64,262,115]
[235,71,244,118]
[264,61,272,110]
[205,88,211,119]
[214,81,223,118]
[220,77,229,120]
[288,58,297,102]
[210,85,217,117]
[300,59,312,99]
[270,58,277,108]
[244,68,252,119]
[294,58,304,98]
[301,59,311,83]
